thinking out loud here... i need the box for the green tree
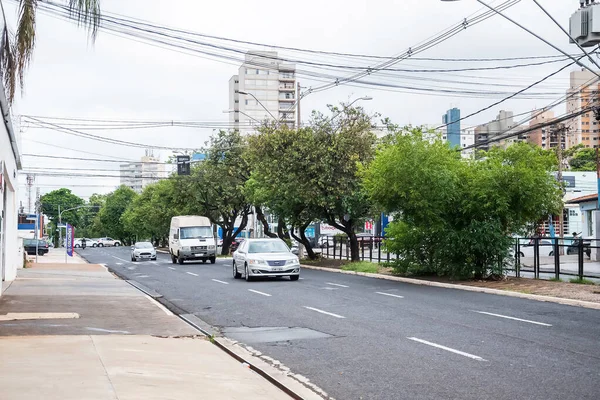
[122,180,178,247]
[97,186,137,244]
[364,129,561,279]
[1,1,101,102]
[40,188,84,245]
[173,130,252,255]
[568,146,597,171]
[77,193,106,238]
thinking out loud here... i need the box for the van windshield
[180,226,213,239]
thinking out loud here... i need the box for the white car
[131,242,157,261]
[97,237,122,247]
[74,238,98,248]
[518,239,555,258]
[232,238,300,281]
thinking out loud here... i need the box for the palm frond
[0,2,17,103]
[16,0,38,97]
[68,0,101,40]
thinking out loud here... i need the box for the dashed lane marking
[304,306,345,319]
[407,337,486,361]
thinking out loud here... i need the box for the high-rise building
[565,69,600,148]
[474,110,525,152]
[442,108,461,148]
[229,51,297,134]
[527,109,562,150]
[120,151,167,193]
[460,128,475,158]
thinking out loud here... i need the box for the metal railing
[317,235,600,281]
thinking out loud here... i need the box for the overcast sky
[4,0,589,207]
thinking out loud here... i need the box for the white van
[169,216,217,264]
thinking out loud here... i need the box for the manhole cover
[222,327,332,343]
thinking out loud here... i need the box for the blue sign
[304,228,315,238]
[66,224,74,257]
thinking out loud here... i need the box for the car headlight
[208,245,216,250]
[182,246,190,251]
[249,259,266,265]
[286,258,299,265]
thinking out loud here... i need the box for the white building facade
[460,128,475,159]
[229,51,297,134]
[120,154,167,193]
[0,86,22,295]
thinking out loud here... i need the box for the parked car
[97,237,122,247]
[23,239,49,256]
[131,242,157,261]
[518,239,555,258]
[318,235,335,248]
[232,238,300,281]
[74,238,98,248]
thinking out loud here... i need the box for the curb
[300,264,600,310]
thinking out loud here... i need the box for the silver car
[131,242,157,261]
[232,238,300,281]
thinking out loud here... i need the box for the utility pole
[297,82,301,129]
[556,124,566,246]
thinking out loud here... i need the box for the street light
[440,0,600,79]
[237,91,278,122]
[330,96,373,123]
[222,109,262,126]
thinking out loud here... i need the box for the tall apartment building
[460,128,475,158]
[229,52,297,134]
[120,152,167,193]
[566,69,600,148]
[526,109,565,150]
[442,108,461,148]
[474,110,524,151]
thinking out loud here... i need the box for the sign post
[65,224,74,263]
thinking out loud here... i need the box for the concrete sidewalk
[0,249,292,400]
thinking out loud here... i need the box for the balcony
[279,74,295,81]
[279,84,295,91]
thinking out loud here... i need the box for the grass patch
[341,261,380,274]
[548,277,562,282]
[569,278,596,285]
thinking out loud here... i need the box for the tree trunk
[256,206,277,238]
[326,217,360,262]
[220,209,250,255]
[299,222,317,260]
[277,215,290,240]
[221,224,234,255]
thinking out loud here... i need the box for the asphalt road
[80,246,600,400]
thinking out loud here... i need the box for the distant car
[518,239,555,258]
[318,236,335,248]
[74,238,98,248]
[131,242,157,261]
[23,239,49,256]
[97,237,122,247]
[229,237,245,253]
[232,238,300,281]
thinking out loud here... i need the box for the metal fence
[318,235,600,281]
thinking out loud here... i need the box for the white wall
[1,117,21,292]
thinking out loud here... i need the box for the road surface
[79,246,600,400]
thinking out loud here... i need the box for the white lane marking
[472,311,552,327]
[144,295,174,316]
[376,292,404,299]
[86,327,130,334]
[407,337,486,361]
[326,282,349,288]
[168,267,176,270]
[304,306,345,319]
[138,275,150,278]
[116,262,123,266]
[248,289,272,297]
[186,272,199,277]
[111,255,131,263]
[212,279,229,285]
[299,278,305,280]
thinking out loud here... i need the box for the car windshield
[136,242,153,249]
[248,240,289,254]
[180,226,212,239]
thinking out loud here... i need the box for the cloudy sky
[3,0,590,207]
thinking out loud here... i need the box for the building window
[256,69,260,74]
[234,80,239,84]
[234,100,239,104]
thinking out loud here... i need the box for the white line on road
[168,267,176,270]
[248,289,272,297]
[304,306,345,319]
[111,255,131,263]
[212,279,229,285]
[407,337,486,361]
[186,272,199,277]
[116,262,123,266]
[376,292,404,299]
[138,275,150,278]
[472,311,552,327]
[144,295,174,316]
[326,282,349,288]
